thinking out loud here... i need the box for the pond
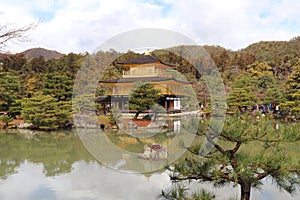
[0,123,299,199]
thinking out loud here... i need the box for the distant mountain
[21,47,64,60]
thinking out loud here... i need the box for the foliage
[129,82,161,119]
[227,75,257,111]
[152,48,198,80]
[8,100,22,118]
[21,75,43,98]
[43,73,74,101]
[72,94,96,114]
[281,62,300,116]
[0,114,13,128]
[166,115,300,200]
[21,94,71,130]
[0,53,26,71]
[263,86,284,105]
[159,184,216,200]
[0,36,299,123]
[246,61,273,77]
[0,72,20,111]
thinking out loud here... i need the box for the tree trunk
[133,111,141,119]
[4,122,9,129]
[240,183,251,200]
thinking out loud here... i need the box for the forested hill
[242,36,300,62]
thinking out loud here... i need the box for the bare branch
[0,23,37,51]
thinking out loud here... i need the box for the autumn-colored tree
[281,62,300,116]
[0,53,26,71]
[246,61,273,77]
[23,76,42,98]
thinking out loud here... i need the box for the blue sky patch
[280,19,298,32]
[259,11,270,19]
[142,0,172,17]
[33,10,55,22]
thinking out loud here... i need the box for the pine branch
[206,135,226,154]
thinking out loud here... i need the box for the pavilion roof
[99,76,190,84]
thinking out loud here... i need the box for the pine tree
[43,73,74,101]
[129,82,161,119]
[165,115,300,200]
[227,75,257,112]
[0,72,20,111]
[281,62,300,116]
[21,94,71,130]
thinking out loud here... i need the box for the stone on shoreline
[18,122,34,129]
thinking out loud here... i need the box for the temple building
[96,53,190,114]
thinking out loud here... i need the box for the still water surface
[0,129,299,200]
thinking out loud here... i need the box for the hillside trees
[0,53,26,71]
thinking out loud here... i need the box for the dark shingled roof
[117,55,176,67]
[94,96,111,103]
[99,77,190,84]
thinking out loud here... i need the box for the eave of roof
[117,55,176,67]
[94,95,111,102]
[99,76,191,84]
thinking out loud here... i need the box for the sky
[1,0,300,54]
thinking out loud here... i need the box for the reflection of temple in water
[77,115,199,173]
[104,118,185,154]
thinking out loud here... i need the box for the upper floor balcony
[122,66,172,78]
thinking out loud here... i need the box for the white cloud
[164,0,300,50]
[0,0,300,53]
[1,161,298,200]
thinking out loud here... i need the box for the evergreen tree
[0,72,20,111]
[22,76,43,98]
[21,94,71,130]
[281,62,300,116]
[263,86,284,105]
[0,114,13,128]
[227,75,257,112]
[43,73,74,101]
[159,184,216,200]
[129,82,161,119]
